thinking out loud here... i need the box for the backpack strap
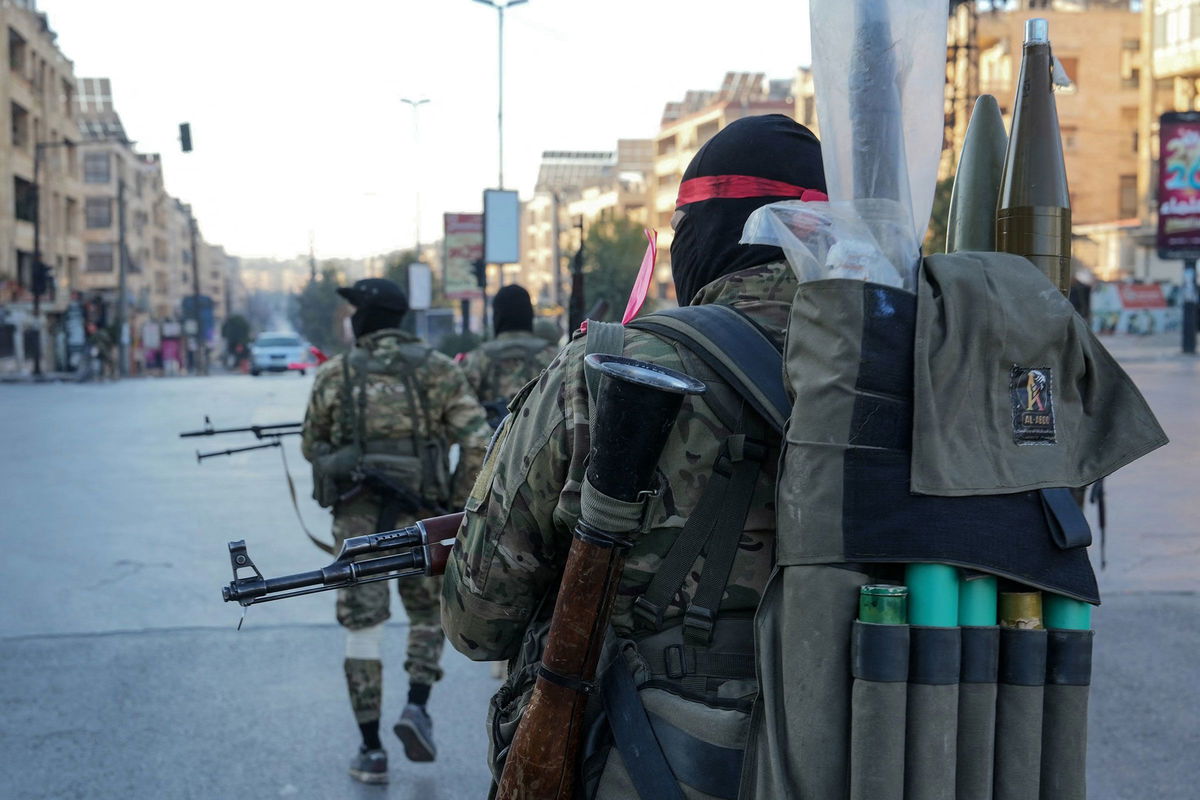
[627,305,784,642]
[628,304,787,433]
[583,320,626,429]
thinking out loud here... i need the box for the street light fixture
[400,97,430,255]
[472,0,527,190]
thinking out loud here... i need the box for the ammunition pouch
[311,444,362,508]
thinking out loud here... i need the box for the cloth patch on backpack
[1010,366,1056,445]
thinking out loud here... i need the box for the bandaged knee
[345,622,385,661]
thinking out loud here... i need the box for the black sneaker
[348,747,388,784]
[393,703,437,762]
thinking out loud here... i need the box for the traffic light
[180,123,192,153]
[472,258,486,289]
[32,262,51,296]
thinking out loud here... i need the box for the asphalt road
[0,336,1196,799]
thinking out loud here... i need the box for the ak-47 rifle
[222,512,462,609]
[495,353,704,800]
[180,416,303,462]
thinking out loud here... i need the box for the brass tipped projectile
[996,17,1072,294]
[947,95,1008,253]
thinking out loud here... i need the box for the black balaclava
[351,305,405,339]
[492,284,534,335]
[670,114,826,305]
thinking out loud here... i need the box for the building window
[154,237,168,261]
[657,135,677,156]
[16,250,34,289]
[8,27,25,74]
[696,119,720,146]
[84,152,111,183]
[1056,56,1078,94]
[14,177,36,222]
[11,101,29,148]
[1119,175,1138,219]
[85,197,113,228]
[1061,126,1078,152]
[86,242,115,272]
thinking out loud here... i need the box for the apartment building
[520,140,653,309]
[1,0,80,371]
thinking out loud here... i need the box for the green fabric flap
[912,252,1168,496]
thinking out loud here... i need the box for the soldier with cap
[461,284,558,429]
[301,277,489,784]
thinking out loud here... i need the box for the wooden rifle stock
[495,526,629,799]
[495,354,704,800]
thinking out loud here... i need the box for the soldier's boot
[393,703,437,762]
[348,747,388,784]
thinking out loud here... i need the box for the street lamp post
[400,97,430,255]
[472,0,527,190]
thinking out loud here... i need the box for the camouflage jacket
[300,328,490,509]
[442,262,796,661]
[461,331,558,405]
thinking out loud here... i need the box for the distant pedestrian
[461,284,558,429]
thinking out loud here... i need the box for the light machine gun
[180,416,303,462]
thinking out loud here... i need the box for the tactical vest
[310,341,451,524]
[486,305,785,800]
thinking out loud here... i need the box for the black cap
[336,278,409,313]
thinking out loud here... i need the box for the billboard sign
[1157,111,1200,259]
[443,213,483,299]
[484,189,521,264]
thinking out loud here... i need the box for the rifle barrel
[180,421,303,438]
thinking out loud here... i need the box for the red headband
[675,175,828,208]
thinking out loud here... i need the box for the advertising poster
[443,213,483,299]
[1156,111,1200,259]
[1091,282,1180,335]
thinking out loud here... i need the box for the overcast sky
[37,0,812,259]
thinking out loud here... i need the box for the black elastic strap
[536,663,596,695]
[599,659,685,800]
[1041,487,1093,550]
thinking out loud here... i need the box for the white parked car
[250,332,309,376]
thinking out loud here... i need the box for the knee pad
[345,622,385,661]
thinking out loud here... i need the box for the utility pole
[401,97,430,254]
[116,177,129,377]
[31,143,45,377]
[189,213,205,375]
[30,140,78,377]
[472,0,527,189]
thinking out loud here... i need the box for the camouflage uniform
[302,328,489,724]
[443,261,794,661]
[461,331,558,418]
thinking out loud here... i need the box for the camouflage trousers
[333,496,445,724]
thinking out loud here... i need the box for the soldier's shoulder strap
[628,304,787,433]
[582,320,627,424]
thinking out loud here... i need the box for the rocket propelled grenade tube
[997,18,1073,294]
[947,95,1009,253]
[495,354,704,800]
